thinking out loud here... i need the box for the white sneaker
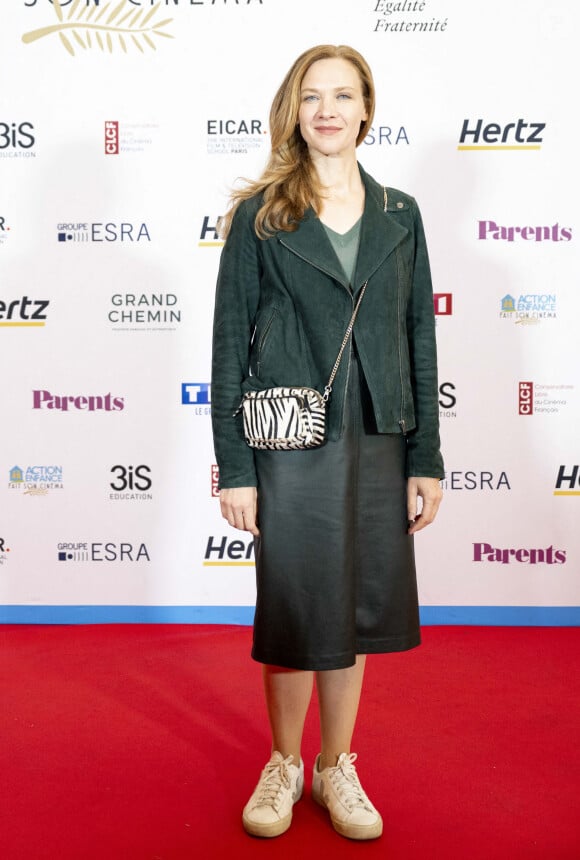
[312,752,383,840]
[242,751,304,837]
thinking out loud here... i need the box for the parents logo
[473,542,566,564]
[33,390,125,411]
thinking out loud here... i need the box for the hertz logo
[458,119,545,151]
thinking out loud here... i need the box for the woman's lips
[314,126,342,134]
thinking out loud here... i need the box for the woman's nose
[316,96,336,118]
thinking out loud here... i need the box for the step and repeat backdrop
[1,0,578,624]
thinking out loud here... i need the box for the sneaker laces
[328,753,374,813]
[253,754,294,812]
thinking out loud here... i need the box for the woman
[211,44,443,841]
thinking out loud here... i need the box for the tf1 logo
[110,465,152,491]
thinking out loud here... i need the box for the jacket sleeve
[211,201,261,489]
[405,198,445,479]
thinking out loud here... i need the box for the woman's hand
[219,486,260,536]
[407,477,443,535]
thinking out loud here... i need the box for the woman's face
[298,57,368,159]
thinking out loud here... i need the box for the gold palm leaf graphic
[22,0,174,56]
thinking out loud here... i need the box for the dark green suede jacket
[211,164,444,488]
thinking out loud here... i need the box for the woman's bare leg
[262,665,314,763]
[316,654,366,769]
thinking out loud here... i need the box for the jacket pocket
[256,308,277,375]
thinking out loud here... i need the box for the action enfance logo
[22,1,174,57]
[9,465,64,495]
[500,294,556,326]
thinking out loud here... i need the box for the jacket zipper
[279,238,356,431]
[395,247,406,435]
[256,310,276,375]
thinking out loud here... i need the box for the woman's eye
[337,93,351,100]
[303,95,318,102]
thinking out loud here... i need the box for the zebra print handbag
[238,280,368,451]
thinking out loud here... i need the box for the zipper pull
[399,419,407,435]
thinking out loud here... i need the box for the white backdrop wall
[1,0,579,624]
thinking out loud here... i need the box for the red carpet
[1,624,578,859]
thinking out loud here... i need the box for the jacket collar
[276,163,409,294]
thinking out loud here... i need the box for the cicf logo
[478,221,572,242]
[8,464,64,495]
[434,293,452,315]
[22,1,174,57]
[109,465,153,501]
[519,382,533,415]
[554,466,580,496]
[363,125,410,146]
[211,464,219,497]
[203,535,255,567]
[500,294,556,325]
[198,216,224,247]
[207,118,267,156]
[0,537,10,566]
[33,390,125,411]
[0,297,49,327]
[182,383,211,413]
[458,119,545,150]
[57,542,150,562]
[518,381,573,416]
[473,543,566,564]
[57,222,151,243]
[0,122,35,158]
[105,121,119,155]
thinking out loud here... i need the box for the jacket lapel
[276,163,409,294]
[352,166,409,294]
[277,209,350,289]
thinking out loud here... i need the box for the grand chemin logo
[22,0,174,57]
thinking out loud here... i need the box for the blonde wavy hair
[220,44,375,239]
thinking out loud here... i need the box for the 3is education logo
[0,121,35,158]
[439,381,456,419]
[109,465,152,501]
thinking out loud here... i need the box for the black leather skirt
[252,352,420,670]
